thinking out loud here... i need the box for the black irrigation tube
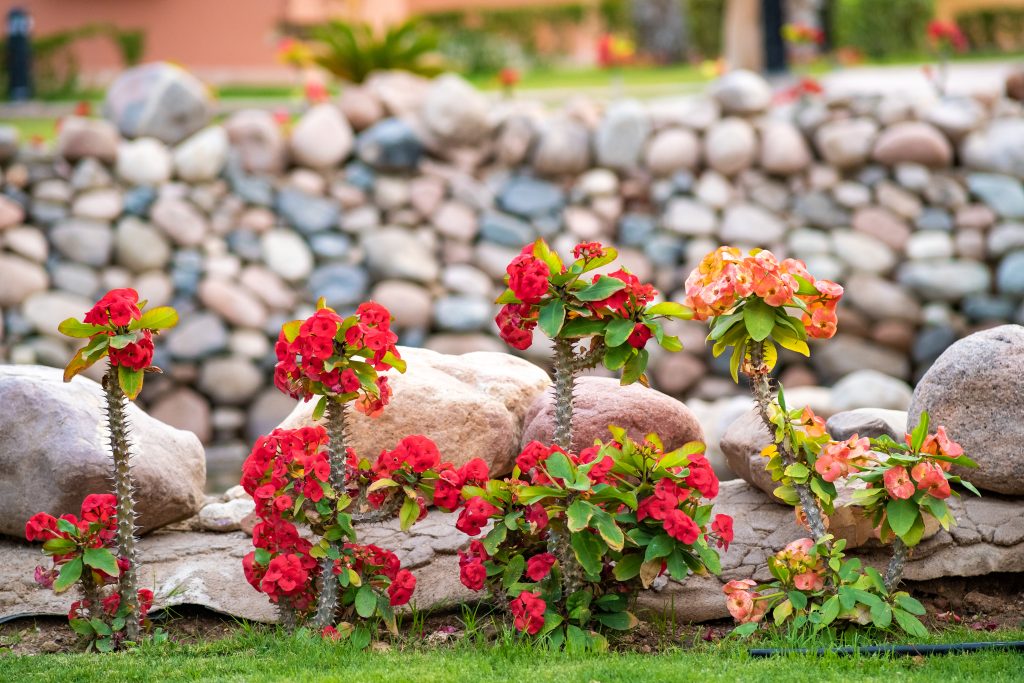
[749,641,1024,658]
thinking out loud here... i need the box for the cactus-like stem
[548,337,587,597]
[884,537,909,592]
[312,400,350,629]
[103,365,140,642]
[80,567,102,621]
[277,600,297,630]
[746,343,830,543]
[551,338,576,451]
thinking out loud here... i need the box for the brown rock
[720,408,776,495]
[651,352,705,395]
[280,347,550,474]
[55,117,120,163]
[908,325,1024,494]
[0,195,25,230]
[852,206,911,251]
[224,109,287,174]
[0,365,206,538]
[338,85,384,131]
[198,278,268,329]
[149,387,213,443]
[521,376,704,455]
[872,121,953,167]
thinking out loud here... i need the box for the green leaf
[591,510,625,552]
[495,288,521,305]
[604,318,636,348]
[135,306,179,331]
[282,320,302,343]
[743,298,776,342]
[90,618,113,636]
[95,638,114,653]
[58,318,107,339]
[645,302,692,319]
[658,334,683,352]
[788,590,808,610]
[729,338,746,383]
[819,595,840,625]
[576,275,627,302]
[603,343,632,371]
[910,412,930,452]
[83,548,120,577]
[481,523,508,556]
[312,395,328,421]
[544,451,575,482]
[118,365,144,400]
[644,534,673,562]
[566,500,594,533]
[42,538,77,555]
[502,554,525,589]
[398,496,420,532]
[612,553,643,581]
[773,599,793,625]
[354,585,377,618]
[560,318,607,338]
[772,324,810,356]
[895,594,926,616]
[350,626,372,650]
[732,622,758,638]
[902,512,926,547]
[594,611,636,631]
[53,557,83,593]
[570,530,604,576]
[886,498,919,539]
[63,335,110,382]
[538,300,566,338]
[893,608,929,638]
[620,348,648,385]
[69,619,95,636]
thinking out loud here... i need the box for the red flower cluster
[495,303,537,351]
[927,20,968,52]
[711,514,734,551]
[274,302,401,416]
[507,246,551,304]
[510,591,547,634]
[455,497,501,536]
[458,540,489,590]
[814,435,873,483]
[525,553,556,581]
[685,247,843,339]
[84,288,141,328]
[590,269,657,320]
[26,493,117,551]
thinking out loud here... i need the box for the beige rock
[150,387,213,443]
[281,347,551,474]
[0,365,206,538]
[290,104,353,169]
[0,254,49,306]
[198,278,268,329]
[872,121,953,167]
[0,195,26,229]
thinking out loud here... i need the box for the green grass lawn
[1,625,1022,683]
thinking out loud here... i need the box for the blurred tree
[631,0,688,63]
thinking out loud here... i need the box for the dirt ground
[2,573,1022,656]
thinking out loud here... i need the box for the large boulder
[908,324,1024,495]
[280,347,550,474]
[0,365,206,538]
[521,376,704,455]
[103,62,214,145]
[720,408,775,496]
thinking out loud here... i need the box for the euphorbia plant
[273,298,405,628]
[455,429,732,648]
[58,288,178,643]
[494,239,691,605]
[26,495,155,651]
[847,413,978,590]
[241,424,487,639]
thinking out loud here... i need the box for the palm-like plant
[310,20,445,84]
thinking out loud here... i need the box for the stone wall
[1,64,1023,479]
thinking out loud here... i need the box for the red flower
[523,502,549,531]
[626,323,652,349]
[459,458,490,485]
[25,512,60,542]
[573,241,606,260]
[664,509,700,544]
[455,497,500,536]
[884,466,915,500]
[108,330,154,371]
[432,478,462,511]
[495,303,536,351]
[685,456,719,499]
[516,441,557,474]
[459,556,487,591]
[80,494,117,524]
[261,554,310,599]
[636,489,678,522]
[398,435,441,473]
[711,514,734,551]
[506,252,550,304]
[525,553,556,581]
[83,288,142,327]
[388,568,416,606]
[102,593,121,616]
[510,591,546,635]
[499,67,521,88]
[137,588,154,620]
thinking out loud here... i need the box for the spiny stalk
[103,365,140,642]
[747,342,829,543]
[885,538,909,591]
[549,337,585,596]
[312,400,350,629]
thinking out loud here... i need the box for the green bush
[439,29,529,77]
[833,0,935,59]
[685,0,726,60]
[309,20,443,84]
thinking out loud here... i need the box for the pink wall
[16,0,283,80]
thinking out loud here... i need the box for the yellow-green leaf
[118,365,144,400]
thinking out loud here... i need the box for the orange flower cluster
[684,247,843,339]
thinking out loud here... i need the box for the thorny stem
[103,365,140,642]
[746,343,830,543]
[80,566,101,621]
[312,400,350,630]
[549,337,589,597]
[885,537,909,592]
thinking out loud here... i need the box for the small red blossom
[387,568,416,606]
[525,553,556,581]
[509,591,546,635]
